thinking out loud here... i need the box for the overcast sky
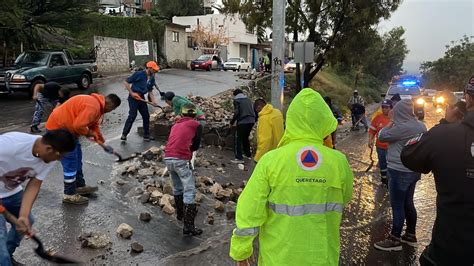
[378,0,474,74]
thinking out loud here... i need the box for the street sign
[294,42,314,64]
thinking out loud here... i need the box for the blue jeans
[376,147,388,178]
[31,92,58,126]
[122,96,150,137]
[0,191,34,265]
[60,141,85,195]
[164,158,196,204]
[388,168,420,237]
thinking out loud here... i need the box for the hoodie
[254,104,284,162]
[231,93,256,125]
[378,99,427,172]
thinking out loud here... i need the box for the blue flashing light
[401,80,418,86]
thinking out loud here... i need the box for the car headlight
[416,98,425,105]
[436,96,445,104]
[11,74,26,81]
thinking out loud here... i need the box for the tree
[220,0,402,88]
[191,20,230,48]
[154,0,212,21]
[421,36,474,91]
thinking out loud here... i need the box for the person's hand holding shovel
[131,92,143,101]
[16,216,31,235]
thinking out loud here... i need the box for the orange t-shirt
[369,113,390,149]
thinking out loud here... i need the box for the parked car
[384,79,425,120]
[0,50,97,96]
[191,54,222,71]
[223,58,251,72]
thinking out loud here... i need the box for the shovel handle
[0,205,32,237]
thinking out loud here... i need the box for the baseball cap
[465,75,474,94]
[164,91,175,101]
[146,61,160,72]
[354,90,358,93]
[381,99,393,108]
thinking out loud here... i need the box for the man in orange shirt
[368,99,392,186]
[46,93,121,204]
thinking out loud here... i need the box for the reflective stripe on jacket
[230,88,354,265]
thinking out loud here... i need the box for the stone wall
[94,36,130,73]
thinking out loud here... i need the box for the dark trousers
[388,168,420,237]
[235,123,254,160]
[122,96,150,137]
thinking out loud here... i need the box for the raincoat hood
[393,99,416,124]
[259,103,274,116]
[278,88,337,147]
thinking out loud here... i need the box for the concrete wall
[94,36,130,73]
[164,25,187,67]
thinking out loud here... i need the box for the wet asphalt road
[0,74,443,265]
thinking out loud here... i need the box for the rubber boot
[183,204,203,236]
[175,195,184,221]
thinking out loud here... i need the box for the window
[50,54,65,67]
[187,36,194,48]
[172,31,179,42]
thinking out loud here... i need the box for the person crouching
[164,104,203,236]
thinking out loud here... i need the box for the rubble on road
[139,212,152,222]
[78,232,111,249]
[207,212,215,225]
[214,200,225,213]
[116,223,134,239]
[131,242,144,253]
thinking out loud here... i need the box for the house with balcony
[172,14,258,64]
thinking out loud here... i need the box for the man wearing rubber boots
[121,61,160,142]
[164,104,203,236]
[46,93,121,204]
[401,76,474,265]
[230,88,353,265]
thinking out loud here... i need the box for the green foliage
[421,36,474,91]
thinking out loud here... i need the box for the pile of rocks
[114,146,245,224]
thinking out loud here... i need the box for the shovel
[365,143,375,172]
[0,206,80,264]
[140,99,165,112]
[97,143,138,163]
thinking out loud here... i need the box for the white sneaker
[230,159,245,164]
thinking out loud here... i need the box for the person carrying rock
[253,98,284,162]
[164,92,205,125]
[0,130,76,265]
[400,76,474,265]
[30,82,70,133]
[230,89,256,164]
[229,88,353,265]
[368,99,393,186]
[121,61,160,142]
[164,104,203,236]
[348,90,368,131]
[46,93,121,204]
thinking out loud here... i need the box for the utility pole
[271,0,286,110]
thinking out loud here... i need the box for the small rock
[209,183,223,196]
[116,223,134,239]
[139,212,152,222]
[198,186,207,193]
[216,167,224,172]
[195,192,203,203]
[138,168,154,177]
[238,164,245,171]
[116,179,128,186]
[150,190,163,202]
[131,242,144,253]
[214,200,225,212]
[163,183,173,195]
[162,203,175,215]
[78,232,111,249]
[207,212,215,225]
[140,192,150,204]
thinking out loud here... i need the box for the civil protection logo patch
[296,147,322,171]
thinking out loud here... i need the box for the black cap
[164,91,175,101]
[381,99,393,108]
[465,75,474,94]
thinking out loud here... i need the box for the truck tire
[78,73,91,90]
[30,79,45,98]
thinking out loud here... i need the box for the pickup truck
[223,57,251,72]
[0,50,97,95]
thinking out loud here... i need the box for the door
[239,44,248,63]
[47,54,68,83]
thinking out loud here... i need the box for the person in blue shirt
[121,61,159,142]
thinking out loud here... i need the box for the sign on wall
[133,40,149,56]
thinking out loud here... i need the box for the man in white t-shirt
[0,130,76,266]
